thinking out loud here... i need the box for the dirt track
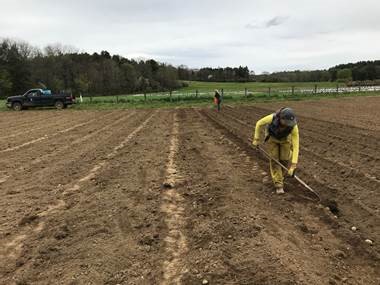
[0,97,379,284]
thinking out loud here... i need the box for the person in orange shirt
[252,107,299,194]
[214,89,222,112]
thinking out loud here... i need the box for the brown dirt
[0,98,379,284]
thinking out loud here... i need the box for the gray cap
[279,107,297,127]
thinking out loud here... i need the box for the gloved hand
[252,139,260,148]
[288,163,297,177]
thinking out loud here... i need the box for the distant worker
[252,107,299,194]
[214,89,222,112]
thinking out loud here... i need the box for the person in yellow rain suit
[252,107,299,194]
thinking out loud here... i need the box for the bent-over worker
[252,107,299,194]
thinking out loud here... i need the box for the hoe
[257,145,321,202]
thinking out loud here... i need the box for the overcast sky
[1,0,379,73]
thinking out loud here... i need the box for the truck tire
[55,100,64,110]
[12,102,22,111]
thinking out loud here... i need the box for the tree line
[0,39,182,98]
[177,62,380,84]
[1,38,379,98]
[237,61,380,83]
[178,66,251,82]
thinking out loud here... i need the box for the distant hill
[178,60,380,84]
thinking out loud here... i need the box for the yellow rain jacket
[253,114,299,163]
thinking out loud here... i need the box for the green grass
[230,91,380,106]
[72,80,347,108]
[74,92,223,110]
[1,85,379,111]
[0,100,6,111]
[180,81,341,92]
[69,90,380,110]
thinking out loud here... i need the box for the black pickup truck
[6,89,75,111]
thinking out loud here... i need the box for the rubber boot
[276,186,285,194]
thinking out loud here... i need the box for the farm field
[180,81,341,92]
[0,97,379,284]
[3,81,379,112]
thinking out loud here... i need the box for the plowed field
[0,96,379,285]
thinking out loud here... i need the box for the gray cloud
[265,16,289,27]
[245,16,289,30]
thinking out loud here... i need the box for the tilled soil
[0,98,379,285]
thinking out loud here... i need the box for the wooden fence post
[314,84,317,94]
[170,90,172,102]
[291,86,295,96]
[144,92,146,103]
[245,87,247,98]
[268,87,271,96]
[196,89,198,99]
[336,85,339,93]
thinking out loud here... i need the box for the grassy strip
[228,91,380,106]
[2,91,380,111]
[180,81,341,92]
[0,100,6,111]
[66,90,380,110]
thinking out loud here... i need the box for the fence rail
[279,85,380,94]
[75,84,380,104]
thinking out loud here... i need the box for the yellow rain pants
[267,136,292,188]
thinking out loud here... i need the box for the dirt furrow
[0,111,130,180]
[0,110,172,284]
[160,111,189,284]
[205,108,380,248]
[224,105,380,168]
[0,111,95,146]
[0,111,119,167]
[223,107,379,186]
[226,105,380,152]
[0,111,91,140]
[171,108,378,284]
[254,96,380,132]
[193,108,379,284]
[0,111,125,168]
[0,100,378,284]
[0,111,149,239]
[0,111,116,152]
[220,107,380,212]
[0,111,62,131]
